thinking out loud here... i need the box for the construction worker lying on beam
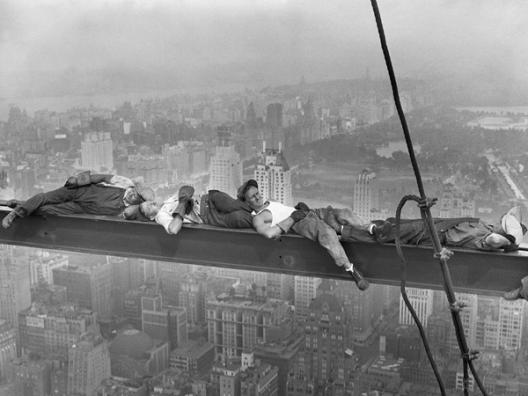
[1,171,155,228]
[137,185,254,235]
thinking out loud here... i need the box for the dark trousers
[17,185,126,217]
[342,217,479,245]
[200,190,253,228]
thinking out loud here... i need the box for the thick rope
[369,1,488,395]
[395,195,446,395]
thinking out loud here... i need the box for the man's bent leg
[292,212,350,267]
[292,212,369,290]
[18,187,77,216]
[35,202,84,216]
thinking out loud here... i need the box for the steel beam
[1,209,527,295]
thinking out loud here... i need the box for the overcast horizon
[1,0,528,99]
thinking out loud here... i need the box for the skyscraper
[178,273,207,325]
[52,261,112,320]
[67,333,111,396]
[266,103,283,130]
[498,298,524,349]
[294,276,321,320]
[142,305,188,350]
[353,169,378,221]
[299,293,354,394]
[399,288,434,327]
[0,320,16,383]
[254,143,292,206]
[81,131,113,172]
[206,296,290,361]
[18,303,98,361]
[0,245,31,329]
[209,126,243,197]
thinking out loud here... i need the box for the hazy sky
[1,0,527,94]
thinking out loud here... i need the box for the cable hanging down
[369,1,489,395]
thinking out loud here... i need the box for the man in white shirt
[237,179,371,291]
[139,186,253,234]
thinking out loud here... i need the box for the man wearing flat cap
[238,179,372,291]
[2,171,155,228]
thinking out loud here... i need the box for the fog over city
[1,0,528,97]
[2,1,528,396]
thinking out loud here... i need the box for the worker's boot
[370,221,393,243]
[2,207,26,229]
[346,266,370,291]
[504,276,528,301]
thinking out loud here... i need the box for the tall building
[0,245,31,329]
[18,303,98,361]
[206,296,290,361]
[294,276,322,319]
[254,143,292,206]
[0,320,17,383]
[353,169,378,221]
[266,273,294,302]
[209,127,243,197]
[123,281,161,329]
[254,330,303,396]
[299,293,355,394]
[434,185,476,218]
[67,333,111,396]
[142,306,188,350]
[498,298,524,349]
[29,251,68,287]
[81,131,113,172]
[266,103,283,130]
[52,261,112,320]
[11,355,51,396]
[178,273,207,325]
[399,288,434,327]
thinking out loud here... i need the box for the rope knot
[462,350,480,361]
[450,301,467,312]
[433,247,454,261]
[417,197,437,209]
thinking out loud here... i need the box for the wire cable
[369,1,488,394]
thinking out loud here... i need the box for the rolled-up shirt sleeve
[154,196,179,233]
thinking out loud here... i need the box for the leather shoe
[2,211,18,229]
[346,266,370,291]
[504,276,528,301]
[371,221,392,242]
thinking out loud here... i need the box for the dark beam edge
[0,209,527,296]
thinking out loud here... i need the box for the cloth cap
[178,185,195,201]
[237,179,258,201]
[500,206,526,246]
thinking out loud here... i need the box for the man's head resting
[238,179,265,210]
[237,179,258,201]
[124,184,155,206]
